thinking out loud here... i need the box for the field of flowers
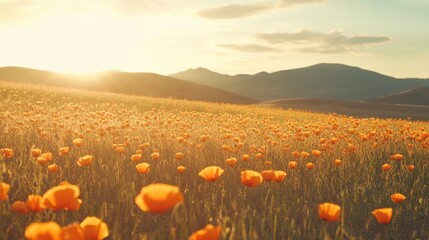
[0,82,428,240]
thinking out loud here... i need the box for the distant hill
[0,67,258,104]
[170,67,232,87]
[257,98,429,121]
[171,63,429,101]
[364,87,429,106]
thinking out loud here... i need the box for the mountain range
[170,63,429,102]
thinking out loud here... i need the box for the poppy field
[0,82,428,240]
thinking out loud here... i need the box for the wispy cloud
[279,0,325,7]
[0,0,197,23]
[197,0,325,20]
[198,4,272,19]
[256,30,390,53]
[217,44,277,52]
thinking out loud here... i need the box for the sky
[0,0,428,77]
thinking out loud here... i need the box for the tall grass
[0,82,428,239]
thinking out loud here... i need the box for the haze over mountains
[171,63,429,101]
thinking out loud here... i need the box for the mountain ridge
[170,63,429,101]
[0,66,258,104]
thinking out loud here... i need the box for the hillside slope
[0,66,258,104]
[257,98,429,121]
[364,87,429,106]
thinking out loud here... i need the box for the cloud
[0,0,55,23]
[0,0,197,24]
[197,4,272,19]
[217,44,277,52]
[256,30,390,53]
[279,0,325,7]
[197,0,324,20]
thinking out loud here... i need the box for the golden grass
[0,81,428,239]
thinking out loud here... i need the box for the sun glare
[2,12,147,73]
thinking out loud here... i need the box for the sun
[2,12,142,73]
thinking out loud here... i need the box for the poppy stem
[340,190,345,240]
[272,213,278,240]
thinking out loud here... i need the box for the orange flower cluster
[25,216,109,240]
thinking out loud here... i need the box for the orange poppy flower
[255,153,264,159]
[41,152,53,162]
[241,154,250,161]
[407,165,415,171]
[372,208,392,224]
[36,157,49,165]
[312,150,322,157]
[391,153,404,161]
[301,151,310,158]
[272,171,287,183]
[136,163,150,174]
[226,158,237,167]
[175,152,185,160]
[177,166,186,173]
[0,182,10,201]
[58,147,70,156]
[11,200,28,214]
[261,170,275,181]
[130,154,142,162]
[151,152,160,160]
[80,216,109,240]
[1,148,14,158]
[390,193,406,203]
[25,221,62,240]
[382,164,392,171]
[37,156,51,165]
[319,203,341,222]
[42,183,82,211]
[73,138,83,147]
[135,183,184,214]
[115,146,125,154]
[334,159,342,166]
[77,155,94,167]
[288,161,298,169]
[48,164,59,173]
[26,195,45,212]
[189,224,222,240]
[306,163,315,170]
[31,148,42,158]
[264,160,272,167]
[199,135,208,142]
[61,222,84,240]
[240,170,263,187]
[199,166,224,182]
[291,151,301,158]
